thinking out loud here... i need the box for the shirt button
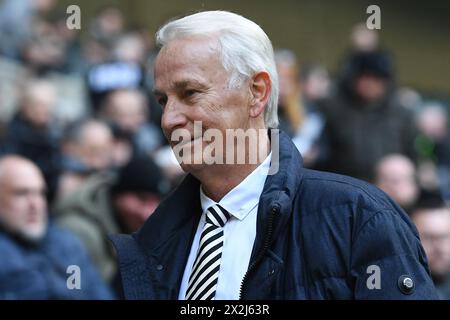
[398,275,415,294]
[156,264,164,271]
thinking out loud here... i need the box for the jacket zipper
[239,205,279,300]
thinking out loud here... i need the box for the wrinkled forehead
[154,36,224,82]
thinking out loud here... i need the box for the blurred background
[0,0,449,299]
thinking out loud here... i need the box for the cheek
[38,198,47,212]
[205,97,247,127]
[10,199,27,212]
[1,201,26,225]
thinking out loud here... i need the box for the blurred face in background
[416,105,448,141]
[413,208,450,283]
[351,23,379,52]
[76,122,114,171]
[375,155,419,209]
[96,7,124,39]
[20,80,56,128]
[277,61,299,106]
[353,74,387,103]
[302,67,330,102]
[0,157,48,242]
[113,192,161,232]
[32,0,57,14]
[103,89,148,134]
[113,34,147,65]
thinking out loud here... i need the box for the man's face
[277,62,298,106]
[413,208,450,281]
[107,91,147,133]
[0,163,48,241]
[77,124,113,171]
[154,36,250,173]
[376,158,418,208]
[114,192,160,232]
[22,85,56,128]
[353,74,387,103]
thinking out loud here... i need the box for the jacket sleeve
[350,209,439,299]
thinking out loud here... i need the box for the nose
[161,98,189,138]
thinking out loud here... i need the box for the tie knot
[205,204,230,228]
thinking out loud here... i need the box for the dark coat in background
[317,90,417,181]
[316,50,417,182]
[0,114,61,202]
[111,131,437,299]
[0,223,114,299]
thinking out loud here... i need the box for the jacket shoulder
[0,233,27,268]
[297,168,414,237]
[299,169,395,212]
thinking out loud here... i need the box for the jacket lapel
[134,174,202,299]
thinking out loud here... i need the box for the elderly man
[1,79,61,202]
[0,155,113,299]
[111,11,437,300]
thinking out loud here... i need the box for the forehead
[154,36,224,88]
[1,165,45,191]
[414,209,450,231]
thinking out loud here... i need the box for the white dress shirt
[178,153,272,300]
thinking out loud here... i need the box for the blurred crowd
[0,0,449,299]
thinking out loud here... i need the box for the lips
[172,135,202,148]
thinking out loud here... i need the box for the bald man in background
[0,155,113,299]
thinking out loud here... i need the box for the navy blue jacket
[0,223,114,299]
[111,131,438,299]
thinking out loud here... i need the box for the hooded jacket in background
[316,51,417,181]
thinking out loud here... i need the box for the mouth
[172,135,202,148]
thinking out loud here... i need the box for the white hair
[156,10,279,128]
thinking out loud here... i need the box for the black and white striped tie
[185,204,231,300]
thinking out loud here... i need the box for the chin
[20,223,48,243]
[179,161,206,174]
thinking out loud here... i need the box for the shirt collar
[200,152,272,221]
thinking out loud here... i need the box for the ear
[248,71,271,119]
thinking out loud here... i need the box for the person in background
[1,78,61,203]
[111,155,170,233]
[411,193,450,299]
[0,0,57,59]
[57,119,114,200]
[374,154,419,213]
[350,22,379,53]
[275,50,325,167]
[415,102,450,201]
[99,88,165,156]
[0,155,113,299]
[274,49,304,138]
[55,153,168,292]
[54,119,119,284]
[317,50,418,181]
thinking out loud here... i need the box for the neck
[195,131,270,202]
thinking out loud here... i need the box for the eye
[184,89,199,98]
[157,96,167,107]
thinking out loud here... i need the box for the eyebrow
[153,79,208,96]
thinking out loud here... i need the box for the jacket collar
[250,129,304,262]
